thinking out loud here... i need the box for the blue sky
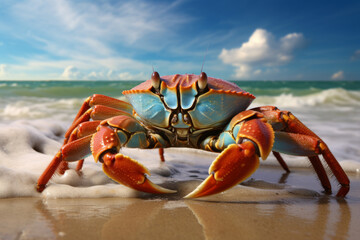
[0,0,359,80]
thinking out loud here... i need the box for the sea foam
[0,119,359,199]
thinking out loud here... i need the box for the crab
[36,72,350,198]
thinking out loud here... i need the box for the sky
[0,0,359,81]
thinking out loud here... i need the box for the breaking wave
[253,88,360,108]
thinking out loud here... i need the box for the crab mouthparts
[176,128,189,140]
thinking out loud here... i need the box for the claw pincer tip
[185,143,259,198]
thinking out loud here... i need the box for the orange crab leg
[91,105,133,120]
[70,94,132,126]
[37,136,93,192]
[88,94,133,112]
[64,106,132,141]
[61,135,93,162]
[64,94,132,141]
[272,132,337,195]
[159,148,165,162]
[37,136,92,191]
[58,105,131,174]
[321,145,349,197]
[253,106,349,197]
[58,121,101,174]
[68,121,102,141]
[37,121,99,191]
[272,151,290,173]
[37,95,132,192]
[37,152,63,192]
[308,156,331,194]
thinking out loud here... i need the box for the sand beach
[1,164,360,240]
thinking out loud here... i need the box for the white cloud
[60,66,148,80]
[2,0,189,80]
[87,71,102,80]
[0,64,6,77]
[85,71,147,80]
[61,65,80,80]
[219,29,305,79]
[117,72,147,80]
[351,49,360,61]
[253,69,262,75]
[89,70,148,80]
[2,55,154,80]
[12,0,187,55]
[331,70,344,80]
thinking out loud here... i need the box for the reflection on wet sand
[0,191,355,240]
[186,197,352,240]
[1,166,359,240]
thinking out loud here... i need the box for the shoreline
[1,165,360,240]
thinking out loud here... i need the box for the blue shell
[125,91,170,128]
[160,87,178,109]
[123,74,254,130]
[188,90,253,129]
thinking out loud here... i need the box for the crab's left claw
[185,115,274,199]
[102,152,176,194]
[185,141,259,198]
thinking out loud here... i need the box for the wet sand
[1,166,360,240]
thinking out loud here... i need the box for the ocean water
[0,80,359,199]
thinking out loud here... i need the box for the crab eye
[198,72,207,90]
[171,114,178,124]
[151,71,161,90]
[183,113,191,124]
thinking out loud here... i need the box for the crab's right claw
[102,152,176,194]
[185,142,260,198]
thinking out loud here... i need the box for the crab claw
[185,141,259,198]
[102,152,176,194]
